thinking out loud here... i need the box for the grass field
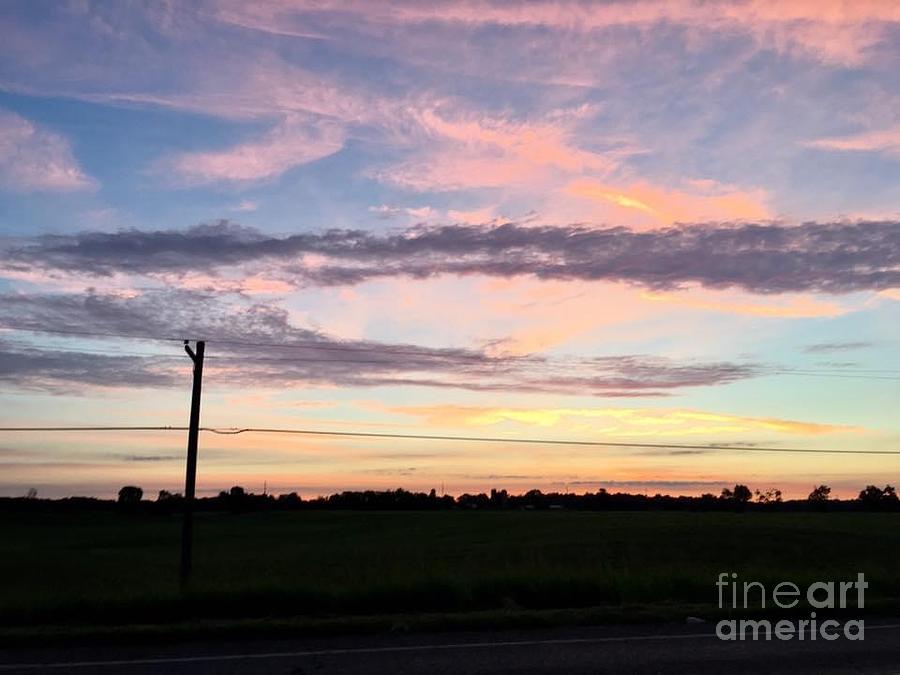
[2,511,898,630]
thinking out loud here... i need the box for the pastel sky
[0,0,898,499]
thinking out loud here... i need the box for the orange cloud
[388,404,861,437]
[640,289,847,319]
[568,179,771,225]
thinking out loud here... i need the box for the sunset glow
[0,0,898,500]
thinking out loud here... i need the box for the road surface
[2,620,900,674]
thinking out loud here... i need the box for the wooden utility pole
[180,339,205,586]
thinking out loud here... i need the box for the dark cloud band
[0,289,756,394]
[3,219,899,294]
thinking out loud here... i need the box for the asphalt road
[2,621,900,674]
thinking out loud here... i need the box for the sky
[0,0,898,500]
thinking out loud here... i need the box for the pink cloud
[0,109,95,192]
[164,115,344,184]
[477,279,849,357]
[447,206,499,224]
[369,204,438,220]
[374,107,627,191]
[215,0,900,66]
[162,272,295,295]
[231,199,259,212]
[295,273,861,364]
[805,125,900,157]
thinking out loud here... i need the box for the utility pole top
[184,339,204,362]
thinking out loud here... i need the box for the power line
[762,370,900,381]
[205,427,900,455]
[0,425,896,455]
[0,342,185,360]
[0,325,186,343]
[783,367,900,374]
[0,426,186,432]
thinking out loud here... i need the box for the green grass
[1,511,898,629]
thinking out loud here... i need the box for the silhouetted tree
[721,484,751,503]
[24,488,37,500]
[808,485,831,502]
[733,484,752,503]
[859,485,883,508]
[858,485,899,510]
[117,485,143,504]
[458,492,490,509]
[277,492,302,507]
[755,488,782,504]
[116,485,143,513]
[490,488,509,508]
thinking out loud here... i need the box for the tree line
[2,483,898,513]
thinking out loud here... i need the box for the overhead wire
[0,425,897,456]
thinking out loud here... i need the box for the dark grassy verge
[1,510,897,635]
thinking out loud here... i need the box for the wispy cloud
[802,341,873,354]
[0,109,95,192]
[640,289,846,319]
[567,480,728,490]
[369,204,438,220]
[119,454,182,462]
[163,115,344,185]
[805,125,900,157]
[1,0,887,220]
[373,106,625,192]
[231,199,259,212]
[214,0,900,67]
